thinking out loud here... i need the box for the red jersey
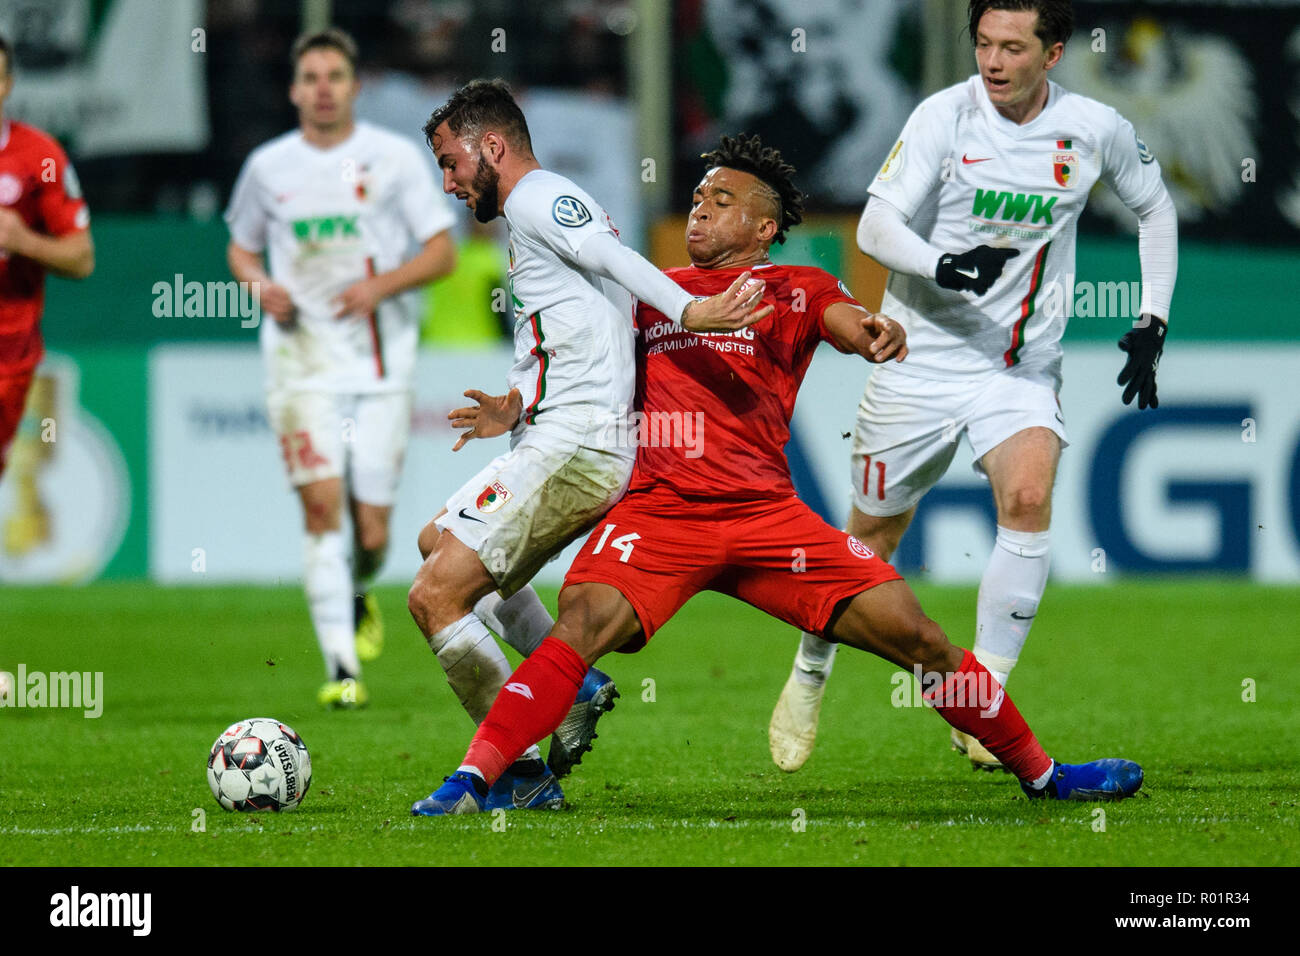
[0,120,90,374]
[630,262,860,499]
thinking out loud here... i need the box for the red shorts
[0,368,36,474]
[564,484,903,645]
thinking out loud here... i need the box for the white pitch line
[2,814,1261,837]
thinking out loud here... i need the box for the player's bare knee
[416,520,440,560]
[301,495,340,533]
[1000,484,1052,527]
[848,507,911,562]
[406,576,435,636]
[358,523,388,555]
[408,566,455,636]
[555,583,638,663]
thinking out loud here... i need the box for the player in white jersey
[770,0,1178,771]
[225,29,457,707]
[408,79,771,812]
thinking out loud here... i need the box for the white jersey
[869,75,1167,387]
[225,121,455,394]
[503,168,636,451]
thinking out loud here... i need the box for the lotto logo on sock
[504,682,534,700]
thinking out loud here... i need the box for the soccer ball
[206,718,312,812]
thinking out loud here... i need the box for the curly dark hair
[700,133,805,245]
[968,0,1074,49]
[423,78,534,156]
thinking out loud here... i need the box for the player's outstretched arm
[681,271,774,333]
[448,388,523,451]
[934,245,1020,296]
[0,209,93,279]
[570,231,770,332]
[335,230,457,318]
[823,303,907,363]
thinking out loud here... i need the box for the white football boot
[950,727,1008,772]
[769,669,827,772]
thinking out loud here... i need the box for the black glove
[935,245,1020,295]
[1117,314,1166,410]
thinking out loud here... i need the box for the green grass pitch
[2,580,1297,866]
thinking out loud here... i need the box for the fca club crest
[475,480,512,513]
[1053,139,1078,188]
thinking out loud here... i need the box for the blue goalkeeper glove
[935,245,1020,295]
[1117,314,1166,410]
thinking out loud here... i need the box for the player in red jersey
[411,134,1143,815]
[0,32,94,481]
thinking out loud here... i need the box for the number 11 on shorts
[862,455,886,501]
[591,523,641,563]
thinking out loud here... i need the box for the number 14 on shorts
[591,524,640,563]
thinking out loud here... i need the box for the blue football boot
[548,666,619,778]
[411,771,487,816]
[485,758,565,811]
[1022,759,1144,801]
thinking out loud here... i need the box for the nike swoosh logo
[962,154,992,165]
[1054,412,1065,425]
[955,266,980,279]
[1010,611,1036,620]
[458,508,486,524]
[513,778,551,807]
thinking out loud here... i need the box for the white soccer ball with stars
[207,718,312,812]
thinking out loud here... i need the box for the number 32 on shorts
[862,455,886,502]
[591,524,641,563]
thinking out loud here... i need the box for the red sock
[923,649,1053,782]
[462,637,588,786]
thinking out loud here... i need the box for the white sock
[473,591,506,635]
[974,526,1051,687]
[1028,760,1056,790]
[465,593,548,764]
[792,632,837,685]
[427,613,514,726]
[490,586,556,658]
[303,530,360,680]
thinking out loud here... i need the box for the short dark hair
[423,78,534,156]
[968,0,1074,49]
[700,133,805,246]
[291,27,359,75]
[0,33,11,77]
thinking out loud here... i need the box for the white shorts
[850,368,1068,517]
[266,389,412,505]
[435,428,634,597]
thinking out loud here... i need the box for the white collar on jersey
[975,75,1063,135]
[296,120,364,155]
